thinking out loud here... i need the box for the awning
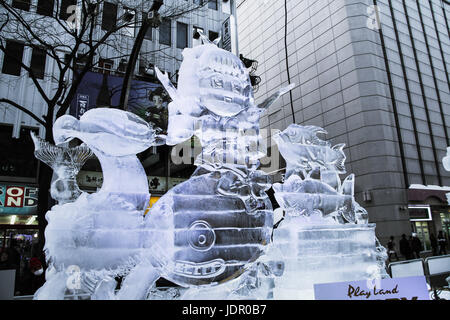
[408,184,450,203]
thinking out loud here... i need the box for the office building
[237,0,450,247]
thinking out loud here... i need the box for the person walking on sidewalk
[387,236,399,262]
[411,233,422,259]
[438,231,447,255]
[430,233,438,256]
[400,234,412,260]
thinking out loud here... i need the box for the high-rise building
[237,0,450,247]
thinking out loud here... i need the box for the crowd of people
[387,231,448,262]
[0,239,45,296]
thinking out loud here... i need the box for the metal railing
[388,254,450,300]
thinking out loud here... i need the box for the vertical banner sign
[0,184,38,215]
[76,94,89,119]
[222,17,231,52]
[314,276,430,300]
[221,15,238,55]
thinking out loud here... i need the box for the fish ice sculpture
[271,124,387,299]
[273,124,367,224]
[34,108,162,299]
[273,124,346,178]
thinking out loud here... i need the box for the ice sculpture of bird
[34,108,162,300]
[53,108,159,157]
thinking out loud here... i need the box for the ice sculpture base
[273,222,382,300]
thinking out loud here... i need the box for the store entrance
[441,212,450,242]
[1,225,40,296]
[411,221,431,252]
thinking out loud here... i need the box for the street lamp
[120,0,164,110]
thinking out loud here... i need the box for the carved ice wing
[155,67,179,102]
[257,83,296,111]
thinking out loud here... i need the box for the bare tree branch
[0,98,46,126]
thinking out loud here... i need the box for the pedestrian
[387,236,399,262]
[411,233,422,259]
[438,231,447,255]
[399,234,412,260]
[430,233,438,256]
[20,257,45,295]
[0,249,14,270]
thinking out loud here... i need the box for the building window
[159,18,172,46]
[36,0,54,17]
[102,2,117,31]
[208,0,218,10]
[0,125,38,178]
[222,0,231,14]
[209,30,219,42]
[12,0,31,11]
[1,40,24,76]
[95,58,114,75]
[121,7,136,37]
[177,22,188,49]
[59,0,76,20]
[144,13,152,40]
[29,46,46,79]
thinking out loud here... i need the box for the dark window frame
[36,0,54,17]
[208,0,218,10]
[11,0,31,11]
[209,30,219,42]
[101,2,118,31]
[29,46,47,79]
[159,18,172,46]
[1,40,24,76]
[176,21,188,49]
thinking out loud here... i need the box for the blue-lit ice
[270,124,388,299]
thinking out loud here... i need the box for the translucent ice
[34,108,161,299]
[443,147,450,171]
[444,147,450,204]
[31,132,93,204]
[34,38,295,299]
[138,39,293,293]
[271,124,387,299]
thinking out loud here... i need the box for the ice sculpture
[31,132,93,204]
[111,38,295,298]
[34,108,162,300]
[444,147,450,204]
[271,124,387,299]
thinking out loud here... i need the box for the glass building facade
[237,0,450,246]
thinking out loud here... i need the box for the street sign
[314,276,429,300]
